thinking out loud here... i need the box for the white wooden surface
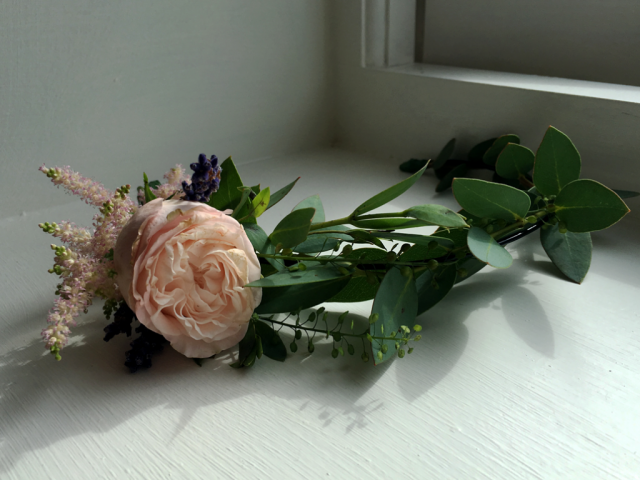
[1,149,638,479]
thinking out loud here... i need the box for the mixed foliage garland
[39,126,635,371]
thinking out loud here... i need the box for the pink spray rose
[114,198,262,358]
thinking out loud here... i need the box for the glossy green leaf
[436,163,469,193]
[467,227,513,269]
[353,165,427,216]
[327,276,379,303]
[416,264,457,314]
[404,204,468,228]
[142,173,157,203]
[399,158,428,174]
[293,194,325,224]
[467,137,498,161]
[255,276,351,314]
[254,320,288,362]
[495,143,535,180]
[554,179,630,232]
[243,223,268,253]
[533,126,581,196]
[370,267,418,365]
[229,321,257,368]
[246,265,346,288]
[372,232,454,249]
[269,208,315,248]
[453,178,531,221]
[248,187,270,218]
[208,157,244,211]
[541,224,592,284]
[266,177,300,211]
[350,218,431,230]
[432,138,456,170]
[613,189,640,199]
[294,225,350,253]
[483,134,520,166]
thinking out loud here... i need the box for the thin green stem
[258,316,400,342]
[309,215,353,231]
[352,212,406,221]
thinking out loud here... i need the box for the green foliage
[294,225,350,253]
[483,134,520,166]
[613,189,640,199]
[351,218,430,230]
[142,173,157,203]
[454,256,486,284]
[495,143,535,180]
[436,163,469,193]
[453,178,531,221]
[403,204,468,228]
[467,137,498,161]
[467,227,513,269]
[243,223,269,253]
[255,276,351,314]
[266,177,300,211]
[346,230,385,248]
[254,320,287,362]
[554,179,630,232]
[353,165,427,216]
[533,126,581,196]
[370,267,418,365]
[399,158,428,174]
[230,321,258,368]
[541,224,592,284]
[293,195,325,223]
[372,232,454,249]
[327,276,379,303]
[416,264,457,315]
[432,138,456,170]
[232,186,253,218]
[208,157,244,211]
[247,187,270,218]
[246,265,347,288]
[269,208,315,248]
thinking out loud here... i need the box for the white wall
[333,0,640,192]
[0,1,334,218]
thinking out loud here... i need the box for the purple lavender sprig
[182,154,222,203]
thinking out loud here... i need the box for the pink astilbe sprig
[38,221,93,256]
[137,164,190,204]
[39,165,114,207]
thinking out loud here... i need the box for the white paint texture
[2,150,639,479]
[0,1,334,219]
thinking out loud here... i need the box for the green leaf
[453,178,531,221]
[344,247,388,262]
[353,165,427,216]
[370,267,418,365]
[148,180,161,189]
[467,137,497,161]
[454,256,486,284]
[250,184,261,195]
[533,126,581,196]
[248,187,270,218]
[404,204,468,228]
[229,321,257,368]
[266,178,300,211]
[495,143,535,180]
[416,264,457,314]
[263,238,286,272]
[232,186,253,218]
[372,232,454,249]
[483,134,520,166]
[294,225,350,253]
[255,276,351,314]
[554,179,630,232]
[254,320,287,362]
[243,223,269,253]
[350,218,431,230]
[142,173,157,203]
[398,243,448,262]
[432,138,456,170]
[436,163,469,193]
[613,189,640,200]
[208,157,244,211]
[467,226,513,268]
[246,265,347,288]
[347,230,386,249]
[399,158,428,174]
[541,224,592,284]
[269,208,315,249]
[293,195,325,224]
[327,276,379,303]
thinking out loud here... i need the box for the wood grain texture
[1,150,638,479]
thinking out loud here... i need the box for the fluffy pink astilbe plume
[137,164,190,203]
[39,165,114,207]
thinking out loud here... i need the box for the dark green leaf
[250,184,261,195]
[453,178,531,221]
[344,248,389,261]
[327,276,379,303]
[416,264,457,314]
[229,321,257,368]
[266,177,300,211]
[347,230,386,249]
[404,204,468,228]
[269,208,315,249]
[492,171,524,189]
[353,165,428,216]
[243,223,268,253]
[541,224,592,284]
[294,225,351,253]
[432,138,456,170]
[533,126,581,196]
[148,180,161,189]
[454,256,486,284]
[399,158,428,174]
[370,267,418,365]
[350,218,431,230]
[613,189,640,200]
[436,163,469,193]
[255,276,351,314]
[372,232,454,249]
[467,137,497,161]
[467,226,513,268]
[232,186,253,218]
[293,195,325,224]
[208,157,244,211]
[554,179,630,232]
[483,134,520,166]
[398,243,448,262]
[495,143,535,180]
[246,265,347,288]
[142,173,157,203]
[263,238,286,272]
[254,320,287,362]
